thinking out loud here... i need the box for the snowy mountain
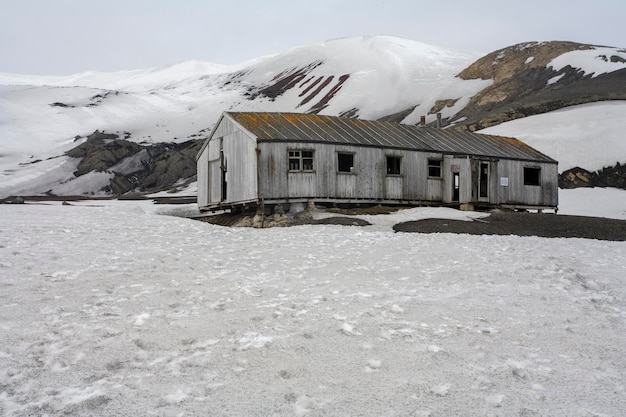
[2,37,626,416]
[1,36,625,198]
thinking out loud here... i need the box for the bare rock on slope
[67,131,141,177]
[138,140,202,192]
[452,41,626,131]
[559,163,626,189]
[65,131,203,195]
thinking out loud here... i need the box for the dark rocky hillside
[451,41,626,131]
[559,164,626,189]
[65,131,203,195]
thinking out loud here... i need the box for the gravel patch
[393,211,626,241]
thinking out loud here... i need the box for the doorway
[479,162,489,199]
[220,139,227,202]
[452,172,460,202]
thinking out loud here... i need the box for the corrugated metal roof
[226,112,556,163]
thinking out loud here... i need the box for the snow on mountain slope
[479,101,626,171]
[548,46,626,79]
[0,83,214,196]
[1,36,625,198]
[224,36,489,120]
[0,60,240,91]
[0,36,488,197]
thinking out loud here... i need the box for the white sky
[1,0,625,75]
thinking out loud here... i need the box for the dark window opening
[338,153,354,173]
[220,147,227,202]
[288,150,300,171]
[288,150,314,172]
[428,159,442,177]
[524,167,541,186]
[386,156,401,175]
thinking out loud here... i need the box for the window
[428,159,442,178]
[288,150,314,172]
[337,153,354,173]
[524,167,541,186]
[386,156,401,175]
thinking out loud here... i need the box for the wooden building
[197,112,558,212]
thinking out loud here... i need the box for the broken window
[337,152,354,173]
[288,150,314,172]
[428,159,442,178]
[524,167,541,186]
[386,156,401,175]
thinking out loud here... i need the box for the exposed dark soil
[393,211,626,241]
[194,211,372,227]
[196,206,626,241]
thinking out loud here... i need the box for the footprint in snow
[485,394,505,407]
[133,313,150,326]
[365,359,382,372]
[294,395,318,416]
[340,322,359,336]
[429,383,451,396]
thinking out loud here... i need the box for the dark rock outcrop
[594,162,626,188]
[559,163,626,189]
[245,61,351,114]
[559,167,596,188]
[65,131,204,195]
[67,131,141,176]
[451,41,626,131]
[136,141,202,192]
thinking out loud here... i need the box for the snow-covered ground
[558,187,626,220]
[1,37,625,415]
[1,192,624,416]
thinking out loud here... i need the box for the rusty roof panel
[226,112,556,163]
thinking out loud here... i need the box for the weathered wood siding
[259,142,386,201]
[196,148,210,208]
[258,143,453,203]
[442,157,471,203]
[200,116,258,207]
[208,158,221,203]
[384,176,403,199]
[467,159,500,205]
[199,115,558,209]
[496,160,558,207]
[224,130,258,203]
[336,173,356,198]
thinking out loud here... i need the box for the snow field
[0,202,625,416]
[480,101,626,172]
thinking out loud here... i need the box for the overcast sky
[2,0,625,75]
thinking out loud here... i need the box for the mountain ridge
[452,41,626,130]
[1,36,625,198]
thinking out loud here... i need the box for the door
[452,172,460,202]
[220,151,227,201]
[208,138,227,204]
[220,139,227,202]
[479,162,489,200]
